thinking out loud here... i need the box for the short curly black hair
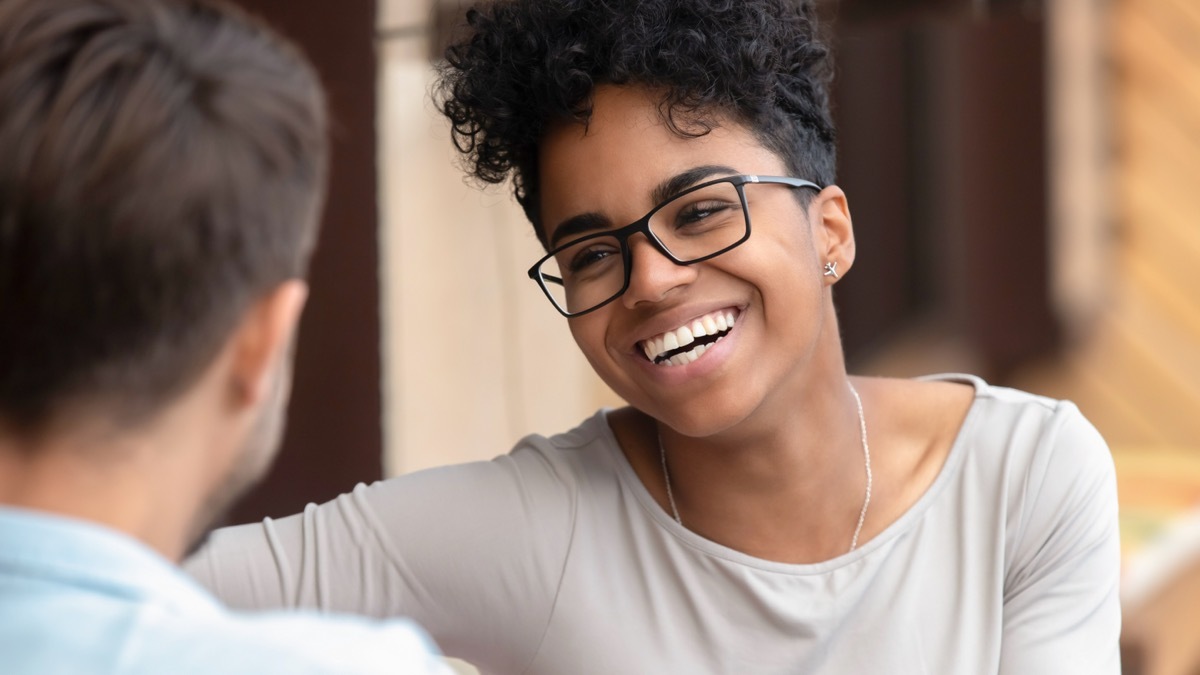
[436,0,836,246]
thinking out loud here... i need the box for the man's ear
[228,280,308,407]
[811,185,856,278]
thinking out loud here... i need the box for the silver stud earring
[823,261,839,279]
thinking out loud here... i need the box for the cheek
[567,314,611,365]
[768,217,820,271]
[568,314,637,395]
[735,232,824,319]
[732,225,817,285]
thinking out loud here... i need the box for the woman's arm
[999,403,1122,675]
[186,441,577,672]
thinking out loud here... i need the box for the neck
[663,375,860,485]
[649,363,871,561]
[0,414,223,563]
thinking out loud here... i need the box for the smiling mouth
[639,309,739,366]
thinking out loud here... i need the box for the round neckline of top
[597,373,988,575]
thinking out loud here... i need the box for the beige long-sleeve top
[186,375,1121,674]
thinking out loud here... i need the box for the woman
[188,1,1121,672]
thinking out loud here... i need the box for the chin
[642,392,757,439]
[665,413,744,439]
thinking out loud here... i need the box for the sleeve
[185,441,577,673]
[316,618,458,675]
[998,402,1122,675]
[183,613,456,675]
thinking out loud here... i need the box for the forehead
[536,85,786,242]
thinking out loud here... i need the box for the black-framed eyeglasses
[527,174,822,317]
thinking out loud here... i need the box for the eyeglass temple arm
[538,272,564,287]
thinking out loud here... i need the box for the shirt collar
[0,506,222,616]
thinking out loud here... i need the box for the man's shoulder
[0,586,450,675]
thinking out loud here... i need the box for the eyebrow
[650,164,739,207]
[547,164,740,250]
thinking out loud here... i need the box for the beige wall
[378,11,620,477]
[1046,0,1113,335]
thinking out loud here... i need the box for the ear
[810,185,856,279]
[228,280,309,408]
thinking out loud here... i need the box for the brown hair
[0,0,328,435]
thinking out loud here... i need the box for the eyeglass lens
[537,179,748,315]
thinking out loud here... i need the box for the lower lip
[635,318,739,382]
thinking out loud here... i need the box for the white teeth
[639,309,740,364]
[662,342,708,367]
[642,342,656,361]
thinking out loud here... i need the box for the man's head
[436,0,836,246]
[0,0,327,543]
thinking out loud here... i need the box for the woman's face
[537,85,852,438]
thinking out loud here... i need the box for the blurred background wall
[224,0,386,524]
[230,0,1199,671]
[377,1,620,476]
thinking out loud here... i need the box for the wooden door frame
[227,0,383,524]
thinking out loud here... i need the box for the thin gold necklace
[658,379,873,553]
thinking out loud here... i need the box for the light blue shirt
[0,507,451,675]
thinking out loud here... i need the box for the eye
[569,247,614,272]
[675,200,738,229]
[561,238,621,277]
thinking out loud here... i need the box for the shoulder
[364,409,618,507]
[963,377,1112,485]
[912,373,1111,473]
[939,382,1123,669]
[888,374,1115,546]
[0,594,450,675]
[514,408,622,467]
[928,376,1118,581]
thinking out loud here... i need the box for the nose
[620,234,697,308]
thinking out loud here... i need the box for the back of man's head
[0,0,328,439]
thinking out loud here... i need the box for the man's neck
[0,426,213,563]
